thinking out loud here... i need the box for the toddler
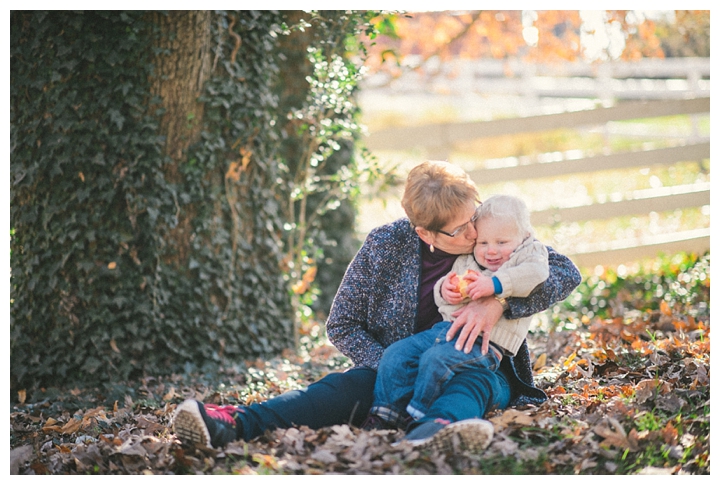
[366,194,549,428]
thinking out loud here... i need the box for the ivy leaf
[108,109,125,130]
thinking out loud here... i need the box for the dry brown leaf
[593,417,639,452]
[61,418,83,435]
[163,387,177,402]
[489,434,519,456]
[490,408,534,428]
[117,437,148,457]
[661,421,679,446]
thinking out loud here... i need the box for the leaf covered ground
[10,254,710,475]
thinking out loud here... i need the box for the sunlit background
[354,9,710,279]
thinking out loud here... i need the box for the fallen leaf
[310,449,338,464]
[61,418,83,435]
[593,417,639,452]
[661,421,678,446]
[489,435,518,456]
[562,352,577,369]
[490,408,534,427]
[659,300,672,316]
[163,387,177,401]
[252,453,279,470]
[10,445,33,475]
[117,437,148,457]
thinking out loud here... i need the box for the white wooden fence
[361,59,710,269]
[367,57,711,102]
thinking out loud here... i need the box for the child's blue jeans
[371,320,502,424]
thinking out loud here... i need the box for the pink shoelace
[204,404,242,424]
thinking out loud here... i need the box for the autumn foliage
[363,10,707,81]
[11,253,709,474]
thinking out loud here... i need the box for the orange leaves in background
[364,11,526,76]
[363,10,701,80]
[605,10,666,60]
[525,10,583,62]
[226,147,252,182]
[292,265,317,295]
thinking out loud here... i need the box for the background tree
[10,10,381,391]
[654,10,710,57]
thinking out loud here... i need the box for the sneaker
[400,418,494,453]
[173,399,242,449]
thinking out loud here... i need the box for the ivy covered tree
[10,10,384,391]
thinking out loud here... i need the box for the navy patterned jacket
[326,218,582,407]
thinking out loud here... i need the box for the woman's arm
[325,240,386,368]
[504,246,581,319]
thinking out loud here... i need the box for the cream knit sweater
[434,236,549,355]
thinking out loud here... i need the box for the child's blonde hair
[477,195,534,238]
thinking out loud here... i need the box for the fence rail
[367,57,711,102]
[530,183,710,227]
[363,92,710,269]
[466,141,709,184]
[365,98,710,157]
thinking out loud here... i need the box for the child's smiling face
[473,217,525,271]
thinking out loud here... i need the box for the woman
[173,161,581,452]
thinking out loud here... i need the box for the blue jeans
[234,367,376,442]
[371,321,501,423]
[415,360,511,428]
[234,361,511,441]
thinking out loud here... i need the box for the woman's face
[426,201,479,255]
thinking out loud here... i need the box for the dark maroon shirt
[415,241,458,333]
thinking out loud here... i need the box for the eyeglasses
[437,205,481,238]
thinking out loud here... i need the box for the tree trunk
[148,11,213,265]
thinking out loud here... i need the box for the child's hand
[441,272,464,304]
[456,269,478,298]
[464,273,496,300]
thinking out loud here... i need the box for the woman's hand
[446,297,504,354]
